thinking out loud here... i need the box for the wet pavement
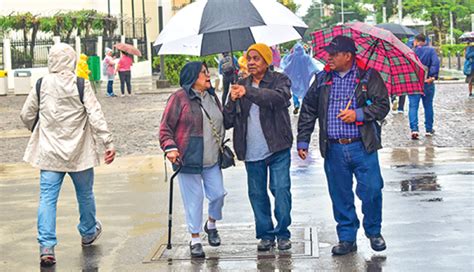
[1,82,473,271]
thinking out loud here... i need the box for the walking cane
[165,158,182,250]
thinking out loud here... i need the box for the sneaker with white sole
[425,130,435,137]
[81,221,102,246]
[411,131,419,140]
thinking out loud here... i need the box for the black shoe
[257,239,276,251]
[368,234,386,252]
[204,220,221,247]
[189,242,205,258]
[331,241,357,256]
[277,239,292,250]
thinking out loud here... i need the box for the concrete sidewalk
[1,147,473,271]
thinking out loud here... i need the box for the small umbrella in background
[459,32,474,43]
[376,23,417,39]
[114,43,142,57]
[312,22,425,97]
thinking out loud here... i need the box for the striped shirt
[327,63,361,139]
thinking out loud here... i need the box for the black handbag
[199,101,236,169]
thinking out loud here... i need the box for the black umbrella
[376,23,417,39]
[153,0,308,56]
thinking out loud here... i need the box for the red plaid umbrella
[311,22,425,96]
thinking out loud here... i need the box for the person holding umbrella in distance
[159,61,227,258]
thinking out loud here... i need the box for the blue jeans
[178,164,226,234]
[293,94,300,109]
[324,142,384,242]
[245,148,292,240]
[38,168,97,247]
[106,80,114,96]
[408,83,435,132]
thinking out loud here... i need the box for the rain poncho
[282,43,319,98]
[76,54,90,80]
[20,43,114,172]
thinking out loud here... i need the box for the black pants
[222,74,235,106]
[118,71,132,95]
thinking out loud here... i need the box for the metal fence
[137,38,147,60]
[0,41,4,70]
[81,37,98,56]
[102,36,122,56]
[11,39,54,69]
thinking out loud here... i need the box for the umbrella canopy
[459,32,474,42]
[311,22,425,96]
[153,0,307,56]
[114,43,142,57]
[376,23,417,39]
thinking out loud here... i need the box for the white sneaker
[425,130,435,137]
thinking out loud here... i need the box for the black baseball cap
[323,35,357,54]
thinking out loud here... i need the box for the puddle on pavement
[400,174,440,192]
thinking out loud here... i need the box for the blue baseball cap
[323,35,357,54]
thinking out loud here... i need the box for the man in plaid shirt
[297,36,390,256]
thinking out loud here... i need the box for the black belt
[329,137,362,145]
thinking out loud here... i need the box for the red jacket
[159,87,221,174]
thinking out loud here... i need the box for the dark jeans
[398,95,405,111]
[244,148,292,240]
[408,83,435,132]
[106,80,114,96]
[118,71,132,95]
[324,141,384,242]
[222,74,235,106]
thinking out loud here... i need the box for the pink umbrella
[114,43,142,57]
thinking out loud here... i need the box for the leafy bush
[153,54,220,85]
[440,44,468,57]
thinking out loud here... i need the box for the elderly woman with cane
[159,61,227,258]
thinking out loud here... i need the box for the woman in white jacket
[20,43,116,266]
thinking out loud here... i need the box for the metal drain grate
[144,226,319,262]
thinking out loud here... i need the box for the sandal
[40,246,56,266]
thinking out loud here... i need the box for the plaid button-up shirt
[327,63,361,139]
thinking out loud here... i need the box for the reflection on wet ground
[400,174,440,192]
[366,255,387,272]
[2,147,474,271]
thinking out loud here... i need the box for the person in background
[464,43,474,97]
[116,50,133,97]
[218,52,239,106]
[20,43,115,266]
[238,51,249,79]
[271,45,281,70]
[281,43,320,115]
[76,54,91,80]
[408,34,440,139]
[102,48,116,97]
[159,62,227,258]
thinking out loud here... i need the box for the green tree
[321,0,368,27]
[278,0,299,13]
[403,0,473,45]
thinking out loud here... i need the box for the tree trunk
[30,23,39,68]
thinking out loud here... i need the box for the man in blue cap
[297,35,390,256]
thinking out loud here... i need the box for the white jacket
[20,43,114,172]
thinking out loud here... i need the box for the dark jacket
[159,62,222,174]
[223,70,293,161]
[297,61,390,158]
